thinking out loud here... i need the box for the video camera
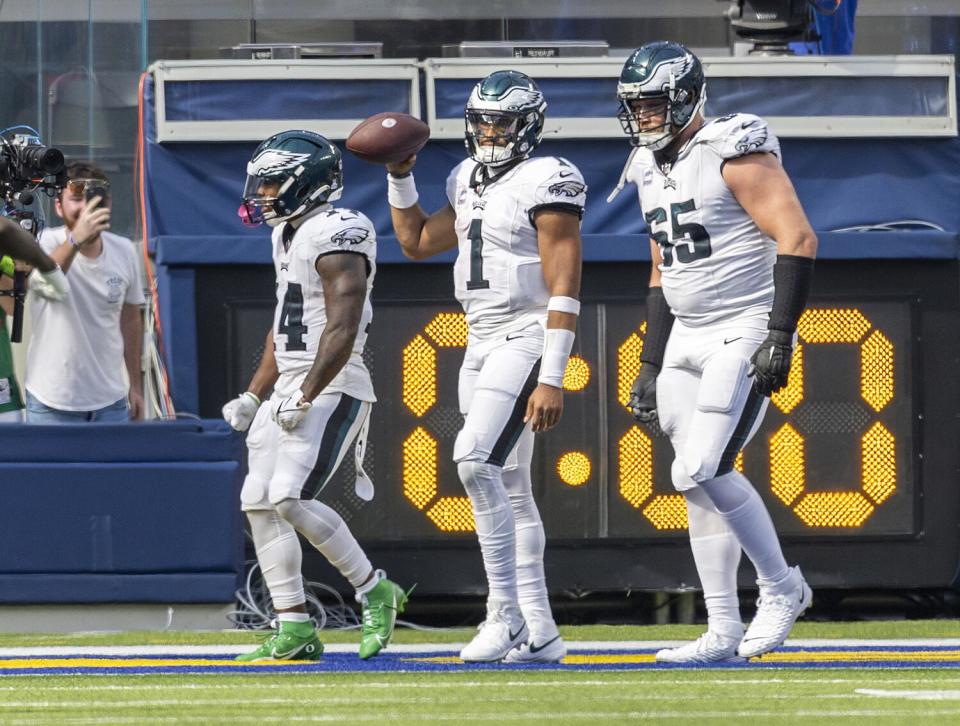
[0,126,66,342]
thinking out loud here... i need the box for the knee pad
[453,429,480,464]
[671,456,699,492]
[680,443,722,485]
[240,475,271,510]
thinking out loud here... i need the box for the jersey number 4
[278,283,308,351]
[645,199,712,267]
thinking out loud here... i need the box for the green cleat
[235,621,324,662]
[358,574,410,659]
[234,630,279,662]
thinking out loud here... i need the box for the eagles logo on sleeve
[547,179,587,198]
[330,227,370,247]
[734,119,769,155]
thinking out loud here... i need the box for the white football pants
[241,391,374,609]
[454,326,556,630]
[656,312,788,631]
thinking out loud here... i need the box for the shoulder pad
[300,209,375,251]
[529,156,587,209]
[698,113,780,161]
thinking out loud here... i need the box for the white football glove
[29,266,70,301]
[221,391,261,432]
[271,393,312,431]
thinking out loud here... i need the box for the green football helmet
[465,70,547,167]
[616,41,706,151]
[240,130,343,227]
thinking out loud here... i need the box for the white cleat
[460,602,528,663]
[738,566,813,658]
[655,628,745,664]
[502,633,567,664]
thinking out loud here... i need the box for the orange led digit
[401,314,475,532]
[771,307,897,528]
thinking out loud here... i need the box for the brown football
[346,112,430,165]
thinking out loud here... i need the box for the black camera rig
[0,126,65,343]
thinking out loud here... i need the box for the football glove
[628,362,660,424]
[271,393,312,431]
[221,391,261,432]
[748,329,794,397]
[28,266,70,301]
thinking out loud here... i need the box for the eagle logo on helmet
[331,226,370,246]
[547,180,586,198]
[247,149,311,176]
[239,130,344,228]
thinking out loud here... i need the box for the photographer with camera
[24,161,145,423]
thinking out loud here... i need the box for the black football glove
[628,362,660,424]
[748,329,794,397]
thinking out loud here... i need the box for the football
[346,112,430,165]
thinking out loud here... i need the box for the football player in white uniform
[612,42,818,662]
[223,130,408,661]
[383,71,586,663]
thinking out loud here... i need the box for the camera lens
[21,145,64,175]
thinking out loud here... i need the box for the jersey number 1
[278,283,308,351]
[467,219,491,290]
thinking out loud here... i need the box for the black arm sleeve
[640,286,675,368]
[768,254,815,333]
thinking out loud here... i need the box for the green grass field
[1,622,959,725]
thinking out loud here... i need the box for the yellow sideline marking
[409,650,960,666]
[756,650,960,664]
[406,655,659,664]
[0,658,306,669]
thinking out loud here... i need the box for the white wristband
[547,296,581,316]
[387,173,419,209]
[538,328,576,388]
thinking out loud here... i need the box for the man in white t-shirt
[26,161,145,423]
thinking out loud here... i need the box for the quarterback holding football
[380,70,586,663]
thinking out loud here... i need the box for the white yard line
[0,693,901,709]
[856,689,960,700]
[5,709,960,724]
[1,677,960,693]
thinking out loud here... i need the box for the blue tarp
[164,78,411,121]
[143,74,960,245]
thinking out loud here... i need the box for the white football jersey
[627,113,780,326]
[445,156,587,339]
[271,204,377,402]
